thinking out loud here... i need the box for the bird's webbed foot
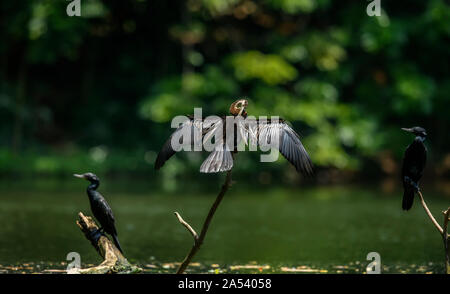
[404,176,420,192]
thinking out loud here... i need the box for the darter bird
[154,99,313,176]
[74,172,123,253]
[401,127,427,210]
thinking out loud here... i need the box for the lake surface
[0,177,448,274]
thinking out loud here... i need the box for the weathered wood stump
[67,212,142,274]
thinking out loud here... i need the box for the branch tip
[174,211,198,240]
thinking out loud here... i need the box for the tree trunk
[446,245,449,274]
[68,212,142,274]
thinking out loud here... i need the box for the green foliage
[265,0,318,14]
[0,147,153,175]
[230,51,298,85]
[0,0,449,175]
[198,0,241,16]
[140,66,239,123]
[392,66,435,115]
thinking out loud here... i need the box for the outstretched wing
[256,119,314,177]
[154,116,223,170]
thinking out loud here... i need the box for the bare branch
[70,212,142,274]
[417,191,443,235]
[443,208,449,237]
[174,212,198,242]
[176,167,234,274]
[417,193,449,274]
[443,208,450,274]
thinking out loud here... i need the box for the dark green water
[0,178,448,274]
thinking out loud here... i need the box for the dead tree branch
[417,191,443,234]
[67,212,142,274]
[417,191,449,274]
[175,168,233,274]
[174,212,198,242]
[442,208,449,274]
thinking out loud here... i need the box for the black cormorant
[74,172,123,253]
[401,127,427,210]
[155,99,313,176]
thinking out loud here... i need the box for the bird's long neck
[415,135,426,143]
[87,181,100,199]
[231,112,248,118]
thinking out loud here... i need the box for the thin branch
[176,168,234,274]
[417,192,449,273]
[174,212,198,242]
[417,191,443,235]
[443,208,449,238]
[443,208,450,274]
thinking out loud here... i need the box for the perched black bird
[401,127,427,210]
[74,173,123,253]
[155,99,313,176]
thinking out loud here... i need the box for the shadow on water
[0,177,448,273]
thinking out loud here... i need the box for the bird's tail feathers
[200,145,233,173]
[402,186,415,211]
[112,234,124,254]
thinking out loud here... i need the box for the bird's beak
[73,174,85,179]
[401,128,413,133]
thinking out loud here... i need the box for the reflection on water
[0,177,448,274]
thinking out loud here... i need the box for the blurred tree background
[0,0,449,184]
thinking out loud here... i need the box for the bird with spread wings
[154,99,313,177]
